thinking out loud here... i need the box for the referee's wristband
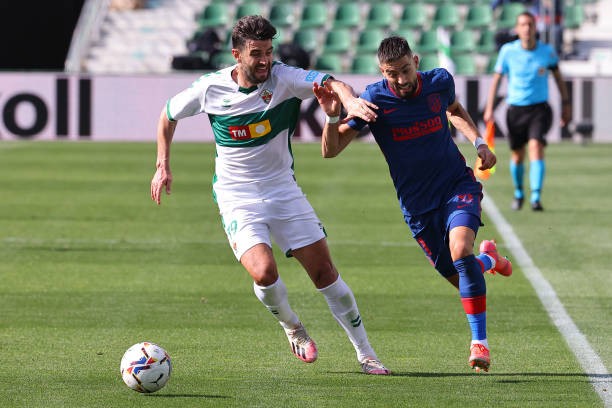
[473,137,487,149]
[326,115,340,124]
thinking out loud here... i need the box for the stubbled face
[234,39,274,86]
[516,14,537,44]
[379,54,420,98]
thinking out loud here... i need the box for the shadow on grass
[328,370,610,381]
[388,372,610,380]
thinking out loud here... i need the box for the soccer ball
[120,342,172,393]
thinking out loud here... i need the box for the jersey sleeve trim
[166,100,176,122]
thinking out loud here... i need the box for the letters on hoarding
[0,73,602,142]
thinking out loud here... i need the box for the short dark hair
[377,36,413,64]
[231,15,277,50]
[516,11,536,24]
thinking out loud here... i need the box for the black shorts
[505,102,553,150]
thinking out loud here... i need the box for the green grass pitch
[1,140,610,407]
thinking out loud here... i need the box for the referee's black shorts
[506,102,553,150]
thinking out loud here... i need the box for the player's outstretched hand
[313,82,341,117]
[151,162,172,205]
[343,96,378,123]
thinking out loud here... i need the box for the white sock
[318,275,376,362]
[253,278,300,330]
[484,254,496,270]
[471,339,489,348]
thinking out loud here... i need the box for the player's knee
[245,259,278,286]
[449,241,473,261]
[251,268,279,287]
[309,262,338,289]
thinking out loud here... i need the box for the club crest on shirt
[427,93,442,113]
[260,89,273,104]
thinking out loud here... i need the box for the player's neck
[231,68,256,89]
[521,38,537,50]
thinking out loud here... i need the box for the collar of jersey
[238,85,259,94]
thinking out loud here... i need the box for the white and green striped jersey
[166,62,330,199]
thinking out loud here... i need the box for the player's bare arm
[447,100,496,171]
[324,78,378,123]
[483,73,502,123]
[313,82,359,158]
[151,108,176,205]
[551,67,572,126]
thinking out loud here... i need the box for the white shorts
[218,194,326,261]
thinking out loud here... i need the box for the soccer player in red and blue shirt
[314,36,512,372]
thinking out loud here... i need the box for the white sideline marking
[483,191,611,407]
